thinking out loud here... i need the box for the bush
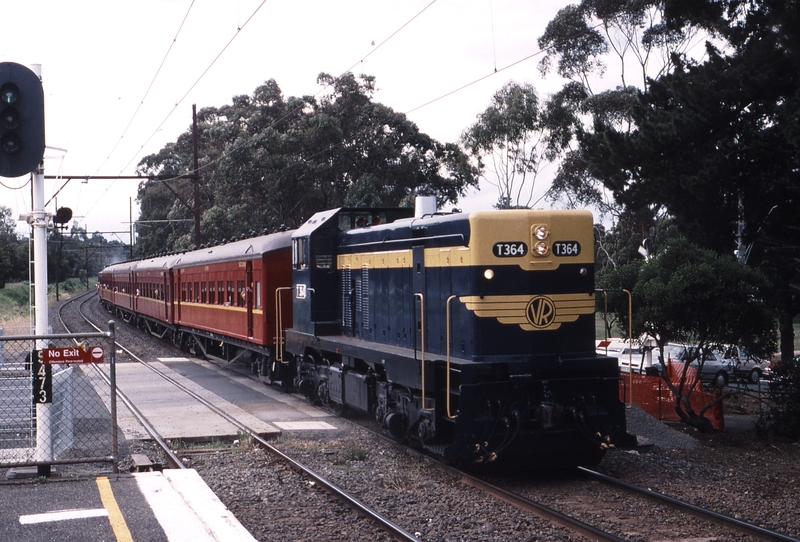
[756,357,800,441]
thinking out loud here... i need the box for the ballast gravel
[53,294,800,541]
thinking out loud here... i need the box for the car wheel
[713,371,728,389]
[748,368,761,384]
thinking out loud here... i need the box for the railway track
[57,291,422,542]
[350,420,800,542]
[57,291,800,541]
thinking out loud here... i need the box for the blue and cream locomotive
[281,200,632,466]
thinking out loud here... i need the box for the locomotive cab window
[293,237,309,269]
[315,237,333,269]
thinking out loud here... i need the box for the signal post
[0,62,50,475]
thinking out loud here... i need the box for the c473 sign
[32,346,105,404]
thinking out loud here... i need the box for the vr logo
[526,296,556,328]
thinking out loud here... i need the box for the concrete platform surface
[0,469,254,542]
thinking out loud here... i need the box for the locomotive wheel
[317,381,330,407]
[385,412,409,443]
[332,402,349,417]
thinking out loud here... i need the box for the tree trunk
[777,287,796,363]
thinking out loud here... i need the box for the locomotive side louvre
[286,207,632,466]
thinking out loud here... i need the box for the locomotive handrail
[341,233,465,250]
[596,288,633,408]
[275,286,294,365]
[414,293,435,412]
[445,295,458,419]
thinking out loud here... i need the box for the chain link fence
[0,324,117,474]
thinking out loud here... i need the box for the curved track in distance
[58,291,422,542]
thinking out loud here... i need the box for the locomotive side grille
[341,267,352,329]
[361,264,370,329]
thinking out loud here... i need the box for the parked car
[665,344,735,388]
[597,338,658,376]
[717,345,770,384]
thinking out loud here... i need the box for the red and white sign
[41,346,104,364]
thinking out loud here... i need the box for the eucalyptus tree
[538,1,800,361]
[135,73,478,256]
[461,82,562,209]
[537,0,700,218]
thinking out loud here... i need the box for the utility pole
[192,104,201,248]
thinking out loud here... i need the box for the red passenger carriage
[98,231,294,372]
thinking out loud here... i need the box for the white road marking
[19,508,108,524]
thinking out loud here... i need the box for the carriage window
[293,237,309,269]
[194,282,199,302]
[255,281,261,309]
[210,281,216,304]
[181,283,187,302]
[227,281,234,306]
[187,282,193,303]
[237,280,245,307]
[201,282,207,304]
[218,281,225,304]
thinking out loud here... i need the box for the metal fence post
[109,320,118,474]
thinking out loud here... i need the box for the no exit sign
[41,346,104,364]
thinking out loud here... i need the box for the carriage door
[413,245,426,354]
[175,271,181,321]
[246,261,254,338]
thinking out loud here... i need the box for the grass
[0,279,94,332]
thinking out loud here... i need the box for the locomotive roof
[337,210,471,249]
[293,207,418,239]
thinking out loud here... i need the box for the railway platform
[0,468,255,542]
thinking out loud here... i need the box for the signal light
[54,207,72,225]
[0,62,45,178]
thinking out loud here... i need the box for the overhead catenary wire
[87,14,608,231]
[90,0,197,179]
[102,0,443,193]
[79,5,610,239]
[52,0,196,228]
[80,0,270,225]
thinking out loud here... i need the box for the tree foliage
[0,206,26,288]
[602,237,777,429]
[135,73,478,256]
[541,0,800,361]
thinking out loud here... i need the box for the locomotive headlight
[533,225,549,240]
[533,241,549,256]
[483,269,494,280]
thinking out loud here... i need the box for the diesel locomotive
[99,199,633,466]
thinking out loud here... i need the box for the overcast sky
[2,0,591,243]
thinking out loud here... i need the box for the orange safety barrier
[619,360,724,430]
